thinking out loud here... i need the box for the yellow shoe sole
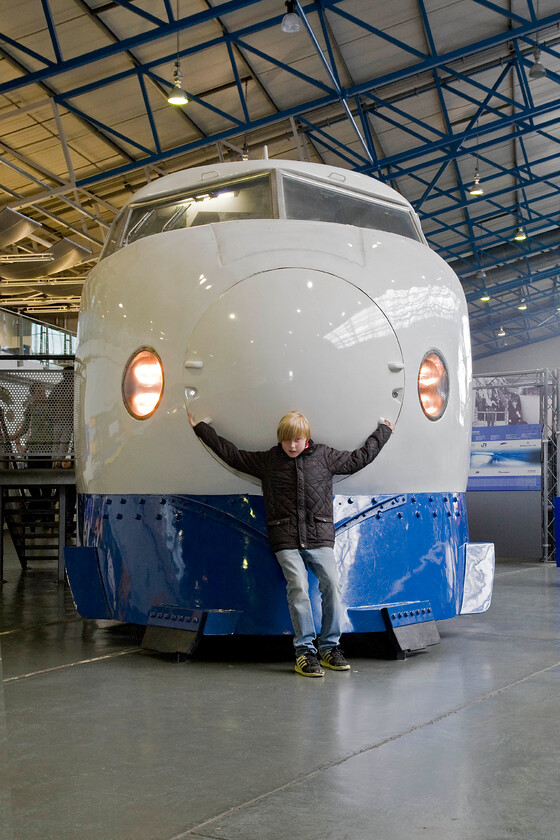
[294,664,324,677]
[319,658,351,671]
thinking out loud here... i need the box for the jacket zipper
[296,456,307,548]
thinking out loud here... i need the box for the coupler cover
[381,601,440,658]
[141,605,242,655]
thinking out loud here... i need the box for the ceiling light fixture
[469,168,484,196]
[498,327,506,337]
[168,1,188,105]
[281,1,301,33]
[529,42,547,80]
[514,225,527,241]
[476,268,490,300]
[469,125,484,196]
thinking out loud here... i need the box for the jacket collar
[277,439,315,458]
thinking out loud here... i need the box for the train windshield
[99,168,423,260]
[122,173,272,248]
[282,175,422,241]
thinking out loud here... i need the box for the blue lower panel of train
[66,491,489,632]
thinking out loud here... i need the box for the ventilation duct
[0,207,41,248]
[0,238,91,280]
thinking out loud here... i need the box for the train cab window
[121,174,273,248]
[282,176,422,242]
[99,207,131,260]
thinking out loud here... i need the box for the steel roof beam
[474,325,560,359]
[0,45,136,164]
[469,280,560,320]
[295,1,373,164]
[41,0,63,64]
[0,0,276,95]
[2,3,558,105]
[73,0,207,142]
[465,265,560,304]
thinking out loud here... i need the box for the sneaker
[294,650,324,677]
[319,646,351,671]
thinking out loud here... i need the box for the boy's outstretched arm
[189,414,265,478]
[326,420,393,475]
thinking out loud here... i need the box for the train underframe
[66,490,494,656]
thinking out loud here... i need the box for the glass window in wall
[282,176,422,242]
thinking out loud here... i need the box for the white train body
[68,160,494,639]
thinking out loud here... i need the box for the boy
[189,410,394,677]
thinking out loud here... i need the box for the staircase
[0,471,76,582]
[3,487,75,569]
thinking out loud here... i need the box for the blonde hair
[277,410,311,442]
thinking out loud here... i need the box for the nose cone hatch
[185,268,403,451]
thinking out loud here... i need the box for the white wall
[473,334,560,374]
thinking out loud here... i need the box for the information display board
[469,381,542,491]
[468,424,542,490]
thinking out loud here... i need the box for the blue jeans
[275,546,343,654]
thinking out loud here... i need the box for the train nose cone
[184,269,403,450]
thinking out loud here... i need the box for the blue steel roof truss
[1,0,560,358]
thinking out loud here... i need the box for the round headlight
[122,348,163,419]
[418,350,449,421]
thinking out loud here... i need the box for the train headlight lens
[123,349,163,419]
[418,351,449,420]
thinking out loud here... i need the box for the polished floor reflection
[1,532,559,840]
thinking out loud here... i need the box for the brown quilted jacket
[194,421,392,553]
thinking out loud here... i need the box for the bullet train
[66,158,494,654]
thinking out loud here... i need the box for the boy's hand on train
[382,418,395,432]
[188,411,197,428]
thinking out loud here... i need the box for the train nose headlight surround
[418,350,449,420]
[122,348,163,419]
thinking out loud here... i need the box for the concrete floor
[1,534,559,840]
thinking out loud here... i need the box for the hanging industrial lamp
[476,269,490,300]
[168,61,188,105]
[469,169,484,196]
[168,1,188,105]
[281,1,301,33]
[529,45,546,79]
